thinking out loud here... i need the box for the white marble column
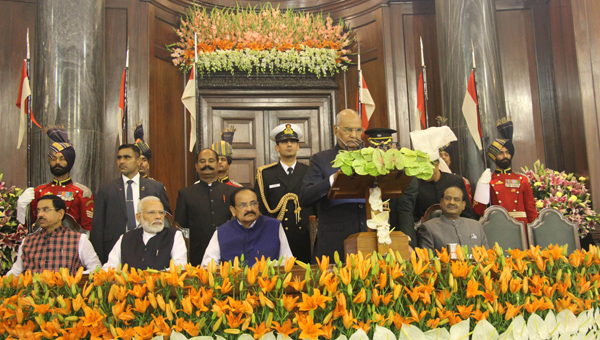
[435,0,507,184]
[31,0,105,191]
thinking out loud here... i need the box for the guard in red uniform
[473,120,538,225]
[16,127,94,231]
[134,124,152,179]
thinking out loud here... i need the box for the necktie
[126,180,136,231]
[287,167,293,175]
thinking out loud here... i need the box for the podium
[328,170,413,259]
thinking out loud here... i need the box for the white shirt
[102,229,188,270]
[122,173,141,215]
[279,161,297,174]
[201,219,294,266]
[7,233,102,277]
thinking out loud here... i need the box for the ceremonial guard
[255,124,313,263]
[134,123,152,179]
[211,126,242,187]
[16,127,94,231]
[473,119,538,224]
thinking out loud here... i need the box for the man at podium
[300,109,368,259]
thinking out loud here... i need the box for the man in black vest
[175,148,237,266]
[103,196,187,270]
[255,123,313,263]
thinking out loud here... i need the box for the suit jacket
[300,144,368,260]
[255,162,313,263]
[389,177,419,247]
[90,176,171,263]
[175,180,237,266]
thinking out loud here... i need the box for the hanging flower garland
[168,3,352,78]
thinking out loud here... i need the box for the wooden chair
[480,206,527,252]
[420,204,442,224]
[164,212,190,262]
[527,207,580,255]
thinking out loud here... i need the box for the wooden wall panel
[549,0,588,176]
[0,0,36,188]
[148,5,191,210]
[496,8,546,171]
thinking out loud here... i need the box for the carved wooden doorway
[197,76,338,187]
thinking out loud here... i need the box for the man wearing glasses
[103,196,187,270]
[201,188,293,267]
[6,195,101,276]
[300,109,369,260]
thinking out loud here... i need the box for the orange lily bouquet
[168,4,352,78]
[1,244,600,339]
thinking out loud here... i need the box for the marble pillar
[32,0,105,192]
[435,0,507,185]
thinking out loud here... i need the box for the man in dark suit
[300,109,369,259]
[91,144,171,263]
[255,123,313,263]
[175,148,237,266]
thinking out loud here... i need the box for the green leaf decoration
[332,147,433,178]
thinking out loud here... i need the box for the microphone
[339,138,364,151]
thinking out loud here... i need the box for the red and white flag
[16,60,31,149]
[118,68,126,145]
[461,69,483,150]
[181,66,196,152]
[357,70,375,131]
[416,71,427,130]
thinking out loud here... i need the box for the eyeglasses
[144,210,166,216]
[237,201,259,209]
[36,207,57,214]
[339,126,364,134]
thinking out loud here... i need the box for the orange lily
[392,312,408,329]
[284,257,296,272]
[316,256,330,272]
[127,284,147,299]
[427,318,441,329]
[472,309,490,321]
[272,319,298,338]
[407,305,427,323]
[226,312,247,328]
[504,302,523,321]
[340,267,352,285]
[258,276,278,293]
[118,306,136,324]
[353,288,367,304]
[342,310,356,329]
[132,297,150,313]
[321,321,335,339]
[298,314,325,340]
[288,276,306,292]
[450,260,473,278]
[509,278,524,294]
[247,321,270,340]
[80,306,104,328]
[435,248,450,264]
[457,305,474,319]
[298,288,332,311]
[218,277,233,294]
[134,323,156,340]
[353,320,371,333]
[282,294,299,312]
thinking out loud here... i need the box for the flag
[181,66,196,152]
[461,69,483,150]
[118,68,126,145]
[16,60,31,149]
[417,70,427,130]
[357,73,375,131]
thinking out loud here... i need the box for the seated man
[103,196,187,270]
[417,186,488,252]
[202,188,293,266]
[6,195,101,276]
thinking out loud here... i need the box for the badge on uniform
[269,183,281,189]
[505,179,520,188]
[58,191,74,201]
[470,233,478,240]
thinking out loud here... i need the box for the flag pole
[123,40,129,144]
[26,29,32,188]
[357,42,362,120]
[420,37,429,129]
[471,41,487,169]
[343,70,348,109]
[194,32,198,154]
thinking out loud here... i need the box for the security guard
[255,123,313,263]
[473,119,538,225]
[16,127,94,231]
[134,123,152,179]
[212,127,242,187]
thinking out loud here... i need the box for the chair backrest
[164,212,190,262]
[421,204,442,223]
[26,204,89,236]
[528,207,580,255]
[480,205,527,252]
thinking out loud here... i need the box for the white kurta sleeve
[102,235,124,271]
[78,234,102,273]
[5,240,25,277]
[200,230,221,267]
[171,231,188,267]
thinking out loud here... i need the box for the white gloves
[16,187,35,225]
[474,169,492,204]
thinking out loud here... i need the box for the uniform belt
[509,211,527,218]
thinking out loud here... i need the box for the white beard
[141,218,164,234]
